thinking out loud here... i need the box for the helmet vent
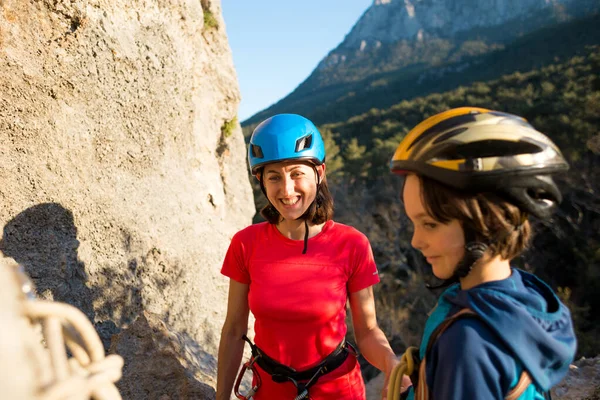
[408,113,478,151]
[527,188,553,202]
[295,134,313,152]
[251,144,264,158]
[433,127,468,144]
[489,111,531,128]
[435,140,544,160]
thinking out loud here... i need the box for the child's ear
[255,172,261,181]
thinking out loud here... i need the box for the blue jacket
[408,269,577,399]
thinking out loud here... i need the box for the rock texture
[316,0,598,74]
[109,311,217,399]
[0,0,254,397]
[552,357,600,400]
[340,0,586,51]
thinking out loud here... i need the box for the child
[389,107,577,399]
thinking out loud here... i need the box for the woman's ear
[316,164,326,180]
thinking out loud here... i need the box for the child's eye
[267,176,279,182]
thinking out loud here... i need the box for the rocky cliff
[244,0,599,126]
[0,0,254,398]
[320,0,594,75]
[340,0,587,50]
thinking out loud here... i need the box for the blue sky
[222,1,372,122]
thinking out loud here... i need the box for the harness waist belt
[242,335,354,383]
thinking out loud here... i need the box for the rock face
[552,357,600,400]
[309,0,598,82]
[0,0,254,397]
[109,311,217,399]
[339,0,587,51]
[318,0,595,73]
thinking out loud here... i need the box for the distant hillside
[244,10,599,128]
[248,46,600,358]
[328,46,600,358]
[322,45,598,176]
[312,0,597,88]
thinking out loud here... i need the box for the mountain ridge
[243,0,599,127]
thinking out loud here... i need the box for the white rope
[21,299,124,400]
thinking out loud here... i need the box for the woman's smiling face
[261,161,323,222]
[403,174,465,280]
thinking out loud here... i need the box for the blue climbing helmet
[248,114,326,175]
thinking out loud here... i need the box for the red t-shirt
[221,220,380,399]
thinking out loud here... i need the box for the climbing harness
[12,262,124,400]
[388,309,534,400]
[234,335,357,400]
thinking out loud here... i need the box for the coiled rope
[387,346,418,400]
[15,265,124,400]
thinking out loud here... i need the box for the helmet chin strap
[300,166,322,254]
[426,227,488,290]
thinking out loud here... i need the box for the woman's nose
[283,176,295,196]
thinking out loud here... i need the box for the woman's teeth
[281,198,299,205]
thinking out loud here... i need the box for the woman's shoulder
[326,220,369,240]
[233,221,271,241]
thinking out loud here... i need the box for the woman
[217,114,400,400]
[389,107,577,399]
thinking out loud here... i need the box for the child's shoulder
[437,314,514,368]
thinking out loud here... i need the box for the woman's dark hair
[259,167,334,225]
[416,175,532,261]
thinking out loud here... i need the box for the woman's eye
[267,176,279,182]
[424,222,438,229]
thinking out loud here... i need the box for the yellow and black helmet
[390,107,569,219]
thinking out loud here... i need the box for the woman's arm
[216,279,250,400]
[349,286,405,399]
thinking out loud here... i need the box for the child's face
[403,174,465,280]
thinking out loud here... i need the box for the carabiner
[234,356,262,400]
